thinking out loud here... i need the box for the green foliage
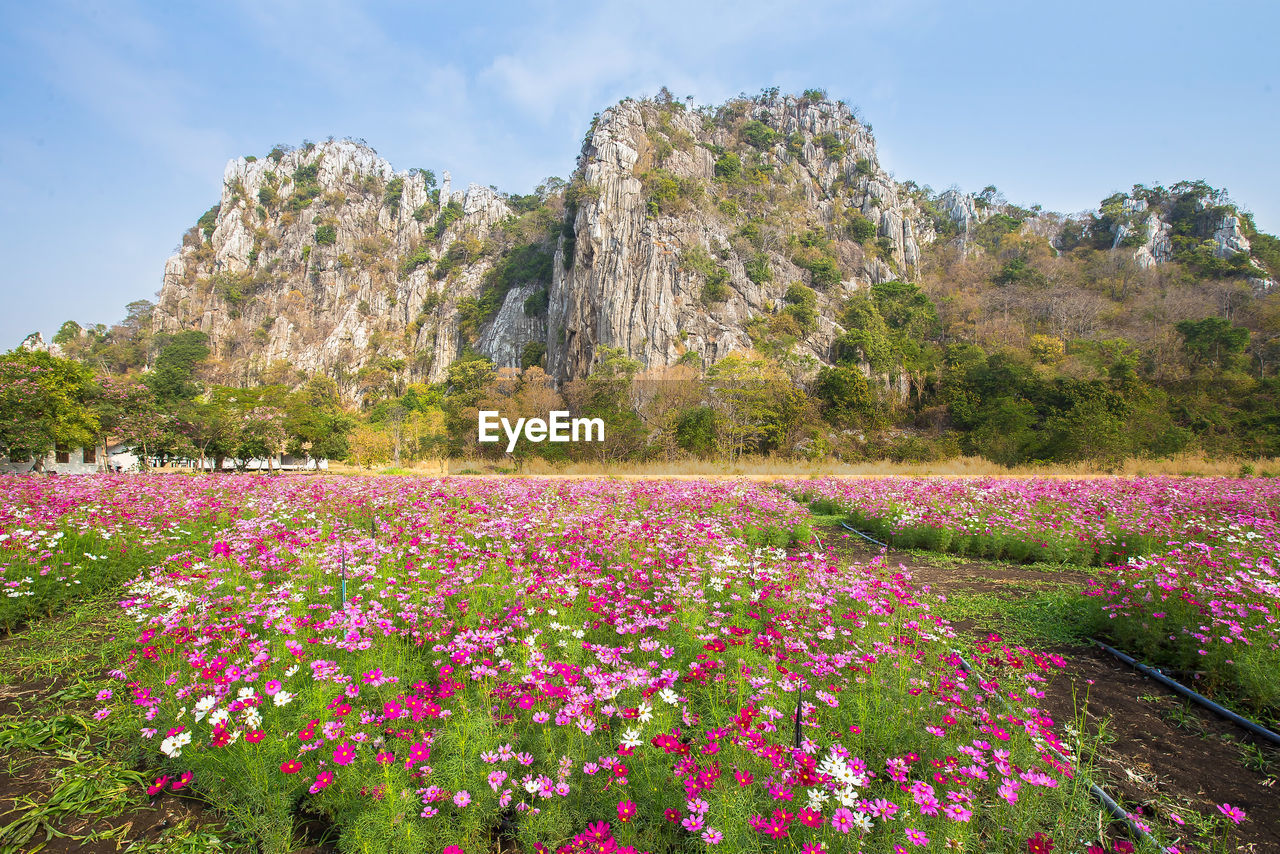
[523,288,549,317]
[53,320,81,346]
[675,406,717,456]
[435,199,465,238]
[197,204,220,238]
[147,331,210,403]
[783,282,818,331]
[972,213,1023,251]
[681,246,731,305]
[383,176,405,213]
[835,295,894,371]
[521,341,547,369]
[314,224,337,245]
[743,253,772,285]
[994,257,1045,287]
[284,163,322,212]
[812,365,874,426]
[713,152,741,181]
[786,132,805,156]
[814,133,846,160]
[0,350,99,466]
[799,255,842,289]
[412,203,435,223]
[456,244,554,341]
[401,243,434,275]
[853,158,874,178]
[641,169,702,217]
[801,88,827,101]
[788,229,843,288]
[1176,317,1249,371]
[701,272,730,305]
[845,210,877,243]
[740,120,777,150]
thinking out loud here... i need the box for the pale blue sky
[2,0,1277,347]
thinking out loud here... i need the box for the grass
[0,595,240,853]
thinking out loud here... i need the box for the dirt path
[823,528,1280,853]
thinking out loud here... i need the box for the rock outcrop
[546,93,935,380]
[152,139,543,395]
[149,97,1275,400]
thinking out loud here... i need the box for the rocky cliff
[546,93,935,379]
[152,139,545,393]
[150,93,1275,400]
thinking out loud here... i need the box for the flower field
[784,477,1280,718]
[1,475,1113,854]
[3,474,1275,852]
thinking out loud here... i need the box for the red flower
[280,759,302,774]
[246,729,265,744]
[617,800,636,823]
[1027,832,1054,854]
[171,771,194,791]
[147,775,170,796]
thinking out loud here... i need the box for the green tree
[0,350,98,471]
[147,331,210,403]
[812,365,874,427]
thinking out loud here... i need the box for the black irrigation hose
[839,521,889,549]
[953,651,1159,849]
[1092,639,1280,748]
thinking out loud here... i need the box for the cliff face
[152,140,545,393]
[150,94,1274,400]
[547,94,933,380]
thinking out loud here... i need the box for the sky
[2,0,1277,348]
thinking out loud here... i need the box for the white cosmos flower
[273,691,294,707]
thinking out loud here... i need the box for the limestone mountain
[149,90,1277,404]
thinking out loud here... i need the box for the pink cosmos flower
[831,807,855,833]
[309,771,334,793]
[1217,803,1246,824]
[453,790,471,808]
[332,742,356,765]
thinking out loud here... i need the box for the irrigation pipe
[1092,639,1280,748]
[953,651,1159,849]
[839,521,889,549]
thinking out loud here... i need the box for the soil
[824,529,1280,853]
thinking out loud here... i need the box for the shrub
[435,200,464,238]
[701,270,730,305]
[383,177,405,213]
[815,133,846,160]
[197,205,220,238]
[521,341,547,369]
[845,210,877,243]
[713,153,741,181]
[641,169,701,217]
[800,255,842,288]
[524,288,550,317]
[740,120,776,150]
[314,225,337,246]
[744,253,772,285]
